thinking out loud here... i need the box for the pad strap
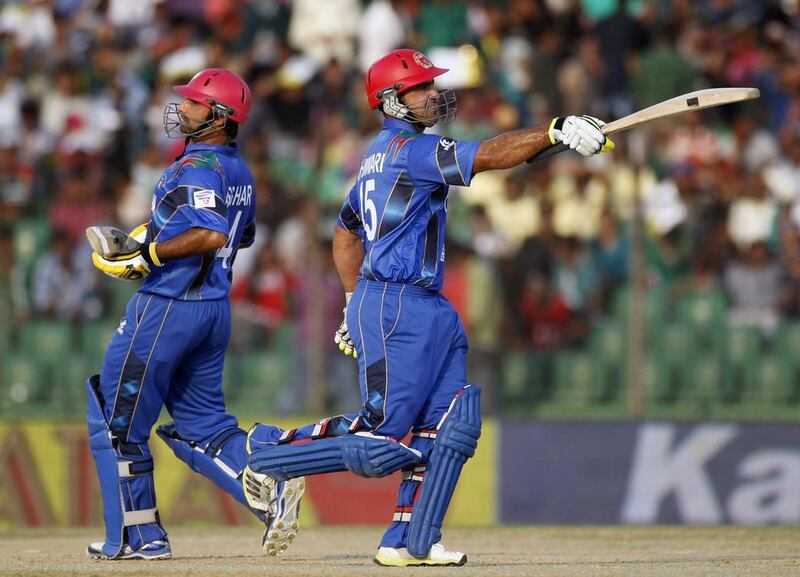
[118,459,154,478]
[123,507,158,526]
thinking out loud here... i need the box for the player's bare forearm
[472,127,553,174]
[333,225,364,293]
[153,227,227,262]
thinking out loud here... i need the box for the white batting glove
[334,292,357,359]
[548,115,615,156]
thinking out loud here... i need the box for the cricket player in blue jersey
[84,68,304,560]
[243,49,614,566]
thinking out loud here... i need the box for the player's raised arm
[472,115,615,174]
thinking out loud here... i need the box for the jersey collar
[383,117,423,133]
[184,142,239,154]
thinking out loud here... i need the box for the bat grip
[525,142,568,164]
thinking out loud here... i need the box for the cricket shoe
[242,465,305,556]
[87,539,172,560]
[374,543,467,567]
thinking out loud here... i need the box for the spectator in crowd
[32,230,103,321]
[231,242,295,346]
[723,241,787,335]
[0,227,30,336]
[519,272,572,351]
[727,170,778,250]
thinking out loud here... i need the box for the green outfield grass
[1,525,799,577]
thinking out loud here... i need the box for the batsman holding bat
[84,68,303,560]
[243,49,613,566]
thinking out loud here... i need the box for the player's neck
[190,133,231,146]
[384,114,426,133]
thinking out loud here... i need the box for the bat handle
[525,142,568,164]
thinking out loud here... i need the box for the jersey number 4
[217,210,242,269]
[359,178,377,241]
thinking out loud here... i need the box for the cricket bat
[527,87,760,163]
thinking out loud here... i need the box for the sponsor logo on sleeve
[193,189,217,208]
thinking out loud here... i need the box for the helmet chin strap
[379,88,412,122]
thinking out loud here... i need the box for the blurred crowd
[2,0,800,410]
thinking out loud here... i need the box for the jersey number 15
[359,178,377,241]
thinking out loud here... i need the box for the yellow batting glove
[92,250,151,281]
[88,222,162,281]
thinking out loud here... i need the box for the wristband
[140,242,163,267]
[345,292,353,305]
[548,117,565,145]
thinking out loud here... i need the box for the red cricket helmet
[365,49,449,109]
[173,68,252,124]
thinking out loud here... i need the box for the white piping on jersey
[182,254,211,300]
[413,193,440,286]
[453,142,466,185]
[374,171,404,241]
[134,293,143,323]
[433,140,466,186]
[111,294,153,427]
[345,195,360,233]
[127,299,173,443]
[399,187,416,224]
[414,224,429,287]
[376,283,390,432]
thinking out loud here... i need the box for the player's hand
[92,250,151,281]
[88,223,161,281]
[334,292,357,359]
[548,115,615,156]
[86,224,148,257]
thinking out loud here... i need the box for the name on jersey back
[359,152,386,179]
[226,185,253,206]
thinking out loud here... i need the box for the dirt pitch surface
[2,526,800,577]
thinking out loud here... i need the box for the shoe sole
[373,554,467,567]
[263,477,306,557]
[87,548,172,561]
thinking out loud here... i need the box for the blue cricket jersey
[141,142,256,300]
[337,117,480,291]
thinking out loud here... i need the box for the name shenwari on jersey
[337,117,480,291]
